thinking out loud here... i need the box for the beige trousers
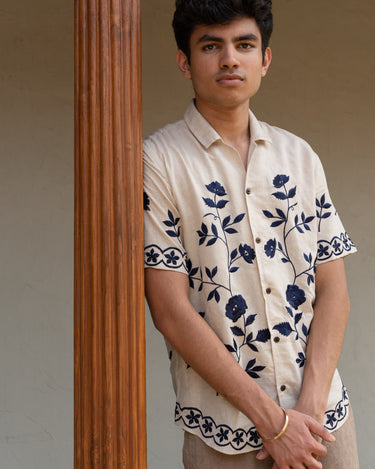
[183,405,359,469]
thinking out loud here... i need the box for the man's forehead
[191,17,261,44]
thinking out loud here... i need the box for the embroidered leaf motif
[223,215,231,227]
[276,208,287,220]
[246,332,253,342]
[288,186,297,198]
[166,230,179,238]
[231,326,245,337]
[233,213,246,224]
[245,359,265,379]
[295,312,302,325]
[245,314,256,327]
[256,329,271,343]
[263,210,274,218]
[273,322,293,336]
[271,220,284,228]
[203,197,216,208]
[248,343,258,352]
[217,199,229,209]
[230,248,238,260]
[272,191,288,200]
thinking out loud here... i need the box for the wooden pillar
[74,1,146,468]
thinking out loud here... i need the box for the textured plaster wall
[0,2,73,468]
[142,1,375,468]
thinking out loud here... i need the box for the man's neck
[195,98,251,167]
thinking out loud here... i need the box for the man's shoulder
[143,118,188,153]
[259,119,315,152]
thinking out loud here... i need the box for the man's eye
[203,44,216,51]
[239,43,253,49]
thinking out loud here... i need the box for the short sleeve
[314,157,357,265]
[143,138,188,274]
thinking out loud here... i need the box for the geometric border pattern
[175,385,349,451]
[317,232,356,262]
[144,244,186,269]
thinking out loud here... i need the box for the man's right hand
[256,408,335,468]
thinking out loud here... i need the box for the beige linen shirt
[143,101,356,455]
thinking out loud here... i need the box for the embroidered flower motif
[332,239,341,252]
[143,191,150,211]
[273,174,290,188]
[216,427,229,442]
[286,284,306,310]
[187,410,200,426]
[239,244,255,263]
[337,405,344,418]
[202,419,213,433]
[326,413,337,428]
[205,181,227,196]
[233,431,244,446]
[165,250,179,265]
[249,429,260,445]
[146,248,159,264]
[296,352,306,368]
[264,238,276,258]
[225,295,248,322]
[317,243,329,258]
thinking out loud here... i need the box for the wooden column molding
[74,0,146,468]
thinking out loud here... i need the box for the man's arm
[146,267,334,468]
[258,258,350,467]
[295,257,350,422]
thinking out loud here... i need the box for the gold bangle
[261,408,289,442]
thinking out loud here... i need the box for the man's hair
[172,0,273,61]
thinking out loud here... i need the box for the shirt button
[280,385,287,392]
[246,188,251,195]
[274,337,280,343]
[266,288,272,294]
[255,237,261,244]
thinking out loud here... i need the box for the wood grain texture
[74,0,146,467]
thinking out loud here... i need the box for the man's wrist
[254,405,286,441]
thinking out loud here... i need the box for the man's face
[177,17,271,111]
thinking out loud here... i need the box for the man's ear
[176,50,191,79]
[261,47,272,78]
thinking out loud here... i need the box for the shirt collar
[183,99,273,149]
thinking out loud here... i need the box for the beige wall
[143,1,375,468]
[0,2,73,468]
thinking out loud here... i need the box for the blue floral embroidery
[317,233,355,261]
[324,385,349,430]
[316,194,332,232]
[144,245,186,269]
[263,175,313,357]
[145,207,187,268]
[175,403,262,450]
[143,191,151,211]
[225,295,248,322]
[189,181,270,375]
[175,384,349,450]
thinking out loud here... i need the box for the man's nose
[219,46,240,69]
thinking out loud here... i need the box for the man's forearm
[145,268,284,437]
[297,258,350,419]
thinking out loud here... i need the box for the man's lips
[216,73,245,84]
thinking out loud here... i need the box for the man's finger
[256,446,269,460]
[308,418,335,443]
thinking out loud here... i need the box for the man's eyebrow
[196,33,259,44]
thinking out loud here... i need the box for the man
[143,1,359,467]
